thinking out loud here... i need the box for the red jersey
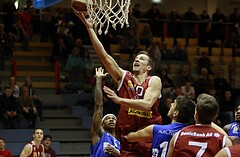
[44,147,56,157]
[116,71,162,157]
[174,125,226,157]
[0,149,13,157]
[226,144,240,157]
[27,141,44,157]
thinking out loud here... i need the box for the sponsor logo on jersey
[128,108,152,118]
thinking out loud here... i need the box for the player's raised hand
[95,67,108,79]
[74,11,93,29]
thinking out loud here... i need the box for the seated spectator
[65,47,84,73]
[197,51,212,74]
[194,67,213,95]
[156,67,175,96]
[43,135,57,157]
[0,86,22,129]
[172,44,187,61]
[161,42,174,60]
[0,137,13,157]
[213,68,231,97]
[50,37,68,63]
[8,18,28,51]
[132,3,142,18]
[147,40,161,64]
[19,86,37,128]
[20,76,43,121]
[9,76,19,98]
[181,81,196,100]
[140,23,153,48]
[158,97,172,125]
[119,28,138,57]
[177,65,194,86]
[219,89,235,127]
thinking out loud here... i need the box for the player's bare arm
[103,76,161,111]
[167,132,177,157]
[91,67,108,144]
[20,144,31,157]
[126,125,154,142]
[214,147,228,157]
[225,137,233,147]
[74,12,123,83]
[211,122,228,136]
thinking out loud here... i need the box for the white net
[86,0,131,35]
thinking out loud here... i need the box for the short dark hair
[136,51,155,70]
[43,134,52,141]
[196,94,219,124]
[175,96,196,125]
[0,137,6,143]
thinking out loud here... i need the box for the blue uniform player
[126,96,196,157]
[90,67,120,157]
[223,104,240,144]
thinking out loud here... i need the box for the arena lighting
[14,0,19,9]
[152,0,162,3]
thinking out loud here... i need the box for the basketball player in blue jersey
[90,67,120,157]
[126,96,196,157]
[223,104,240,144]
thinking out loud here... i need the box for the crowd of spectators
[0,1,240,128]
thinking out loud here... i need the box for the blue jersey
[151,122,187,157]
[228,122,240,138]
[90,131,120,157]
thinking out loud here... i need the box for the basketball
[71,0,93,13]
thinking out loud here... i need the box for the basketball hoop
[86,0,131,35]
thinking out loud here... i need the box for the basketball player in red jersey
[214,144,240,157]
[167,94,232,157]
[20,128,45,157]
[75,12,162,157]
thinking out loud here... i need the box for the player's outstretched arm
[91,67,108,144]
[20,144,31,157]
[167,132,177,157]
[74,12,123,83]
[126,125,154,142]
[103,76,161,111]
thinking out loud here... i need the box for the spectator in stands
[140,23,153,49]
[146,3,163,38]
[194,67,213,95]
[90,67,120,156]
[158,97,172,125]
[0,86,22,129]
[219,89,235,127]
[20,128,44,157]
[172,44,187,61]
[65,47,84,73]
[168,8,181,46]
[132,3,142,18]
[211,7,226,46]
[0,24,12,58]
[170,86,184,101]
[228,7,240,35]
[19,86,37,128]
[8,18,28,51]
[39,8,52,42]
[213,68,231,97]
[181,81,196,100]
[2,0,17,33]
[147,40,161,64]
[17,0,34,47]
[182,6,197,47]
[20,76,44,121]
[156,67,174,96]
[43,135,57,157]
[9,76,19,98]
[177,65,194,86]
[161,42,174,60]
[74,38,88,59]
[225,31,239,50]
[50,37,68,63]
[199,9,211,47]
[197,51,212,74]
[119,28,138,57]
[0,137,13,157]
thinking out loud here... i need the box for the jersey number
[188,141,208,157]
[159,141,168,157]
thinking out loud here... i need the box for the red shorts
[120,136,152,157]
